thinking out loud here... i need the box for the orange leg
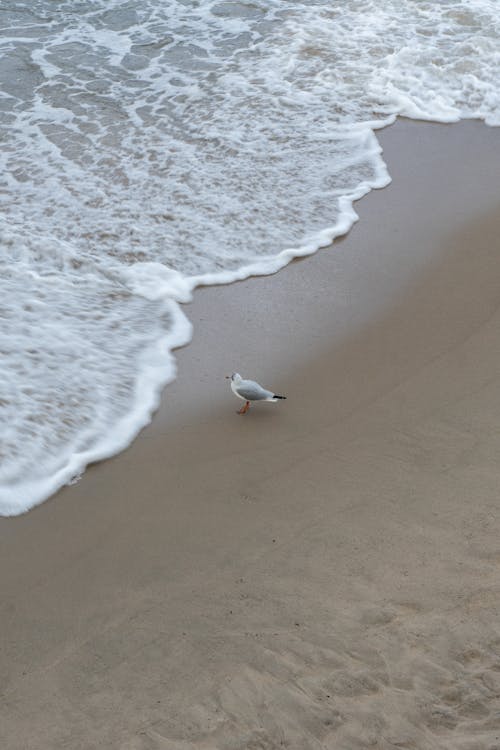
[238,401,250,415]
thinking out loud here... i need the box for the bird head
[225,373,242,382]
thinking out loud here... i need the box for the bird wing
[236,379,274,401]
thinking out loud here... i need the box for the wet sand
[2,119,500,749]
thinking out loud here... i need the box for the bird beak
[225,375,230,379]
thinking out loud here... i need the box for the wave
[1,0,499,514]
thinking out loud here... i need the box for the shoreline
[2,123,387,518]
[2,119,500,749]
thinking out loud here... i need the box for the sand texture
[1,120,500,749]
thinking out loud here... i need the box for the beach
[2,119,500,749]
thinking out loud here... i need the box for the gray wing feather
[236,379,274,401]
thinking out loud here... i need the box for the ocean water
[1,0,499,515]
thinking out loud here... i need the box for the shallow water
[1,0,499,514]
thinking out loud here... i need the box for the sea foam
[1,0,499,514]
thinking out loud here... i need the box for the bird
[225,373,287,414]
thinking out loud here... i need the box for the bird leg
[238,401,250,415]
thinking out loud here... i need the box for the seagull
[225,373,287,414]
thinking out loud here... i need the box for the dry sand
[2,120,500,750]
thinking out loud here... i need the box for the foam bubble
[1,0,499,514]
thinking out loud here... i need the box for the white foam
[1,0,499,514]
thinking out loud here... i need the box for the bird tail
[273,394,287,400]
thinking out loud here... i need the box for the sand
[2,119,500,750]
